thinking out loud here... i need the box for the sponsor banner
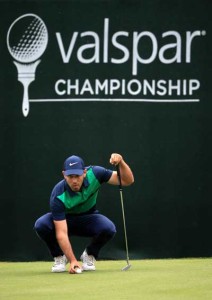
[3,3,208,117]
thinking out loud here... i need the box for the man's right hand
[69,260,82,274]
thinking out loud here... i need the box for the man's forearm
[119,159,134,186]
[56,233,77,263]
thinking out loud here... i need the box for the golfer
[34,153,134,274]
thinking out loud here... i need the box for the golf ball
[75,267,82,274]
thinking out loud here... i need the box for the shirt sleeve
[50,197,66,221]
[92,166,113,183]
[49,183,66,221]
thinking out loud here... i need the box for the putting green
[0,259,211,300]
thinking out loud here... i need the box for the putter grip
[116,164,122,189]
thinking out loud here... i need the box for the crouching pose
[34,153,134,274]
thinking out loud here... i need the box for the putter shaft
[119,188,130,264]
[116,164,131,270]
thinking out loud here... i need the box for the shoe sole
[81,266,96,271]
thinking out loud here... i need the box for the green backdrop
[0,0,211,261]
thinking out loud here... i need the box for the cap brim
[64,169,84,176]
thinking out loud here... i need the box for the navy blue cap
[63,155,85,176]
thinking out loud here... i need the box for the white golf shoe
[80,250,96,271]
[51,255,68,273]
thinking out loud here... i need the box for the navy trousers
[34,211,116,258]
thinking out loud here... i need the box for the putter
[116,164,132,271]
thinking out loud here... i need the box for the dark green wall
[0,0,211,261]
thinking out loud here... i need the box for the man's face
[63,170,86,192]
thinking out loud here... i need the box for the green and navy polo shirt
[50,166,113,220]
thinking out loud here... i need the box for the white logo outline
[69,162,79,167]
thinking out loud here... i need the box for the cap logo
[69,162,78,167]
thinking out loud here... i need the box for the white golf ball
[75,267,82,274]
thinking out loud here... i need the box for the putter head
[122,264,132,271]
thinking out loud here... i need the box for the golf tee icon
[13,60,40,116]
[7,14,48,117]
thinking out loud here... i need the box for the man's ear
[62,171,65,178]
[83,169,87,177]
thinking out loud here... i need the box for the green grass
[0,259,211,300]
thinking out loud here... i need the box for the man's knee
[34,213,53,235]
[34,218,43,233]
[104,221,117,238]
